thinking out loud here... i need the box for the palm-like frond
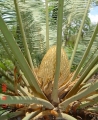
[0,0,98,120]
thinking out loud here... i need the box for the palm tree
[0,0,98,119]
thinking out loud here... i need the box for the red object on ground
[2,96,7,100]
[1,104,7,108]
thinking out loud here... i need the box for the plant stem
[51,0,64,103]
[57,113,77,120]
[70,0,91,67]
[0,111,24,120]
[14,0,34,70]
[59,80,98,111]
[0,94,54,109]
[65,55,98,99]
[83,64,98,83]
[45,0,49,51]
[70,23,98,82]
[0,15,47,99]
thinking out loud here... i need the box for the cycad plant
[0,0,98,120]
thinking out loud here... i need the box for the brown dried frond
[70,109,98,120]
[43,80,53,95]
[28,104,42,111]
[58,72,76,94]
[58,79,78,100]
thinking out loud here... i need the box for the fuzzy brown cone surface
[37,46,70,88]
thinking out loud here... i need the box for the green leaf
[59,80,98,111]
[51,0,64,103]
[0,94,54,109]
[0,15,46,100]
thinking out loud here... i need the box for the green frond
[0,0,98,119]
